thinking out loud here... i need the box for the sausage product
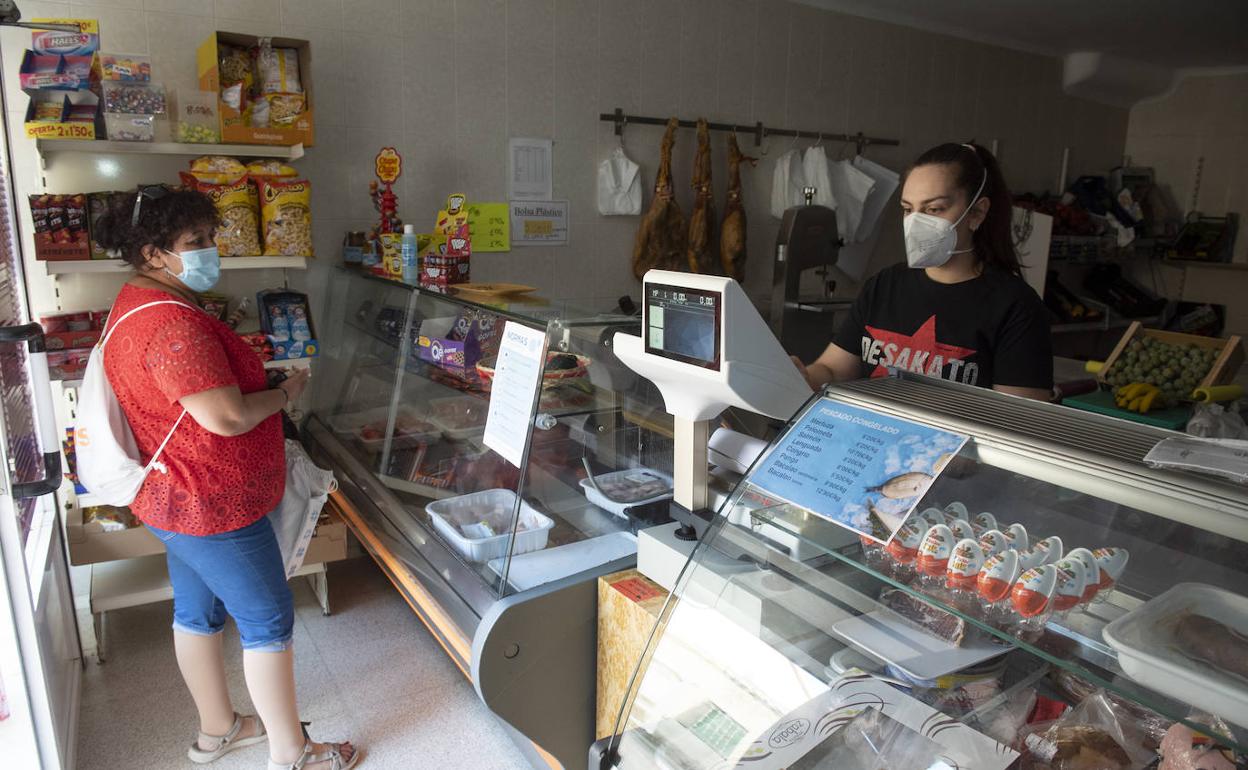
[685,118,715,273]
[719,131,756,280]
[631,117,687,280]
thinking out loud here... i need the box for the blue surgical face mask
[164,246,220,292]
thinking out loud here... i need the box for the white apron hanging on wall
[828,159,876,245]
[770,149,808,219]
[597,147,643,216]
[801,146,836,209]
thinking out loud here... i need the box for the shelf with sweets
[44,256,308,275]
[36,139,304,161]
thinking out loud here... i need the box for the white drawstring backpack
[76,300,194,506]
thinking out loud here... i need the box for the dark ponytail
[909,142,1020,275]
[93,186,218,270]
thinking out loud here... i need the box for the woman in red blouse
[94,187,358,770]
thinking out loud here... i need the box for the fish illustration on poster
[750,398,969,544]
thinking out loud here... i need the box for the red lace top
[104,284,284,535]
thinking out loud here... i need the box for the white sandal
[268,739,360,770]
[187,712,267,763]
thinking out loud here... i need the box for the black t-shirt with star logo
[832,263,1053,390]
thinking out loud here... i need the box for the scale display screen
[645,283,722,371]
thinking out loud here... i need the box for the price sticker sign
[750,398,969,544]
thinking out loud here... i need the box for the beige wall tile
[143,0,210,15]
[72,6,150,53]
[279,0,342,29]
[215,0,278,21]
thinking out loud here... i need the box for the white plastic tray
[830,609,1011,681]
[427,489,552,564]
[428,395,489,440]
[579,468,673,517]
[1103,582,1248,728]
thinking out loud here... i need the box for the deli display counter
[599,376,1248,769]
[302,268,673,767]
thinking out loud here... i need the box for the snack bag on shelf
[258,177,312,257]
[180,172,261,256]
[217,44,253,94]
[188,155,247,185]
[255,38,302,94]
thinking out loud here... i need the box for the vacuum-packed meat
[1174,612,1248,680]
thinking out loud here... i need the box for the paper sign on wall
[508,137,553,200]
[484,322,548,467]
[466,202,510,252]
[511,200,569,246]
[750,398,968,544]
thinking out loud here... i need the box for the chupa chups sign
[375,147,402,184]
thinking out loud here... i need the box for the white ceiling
[799,0,1248,69]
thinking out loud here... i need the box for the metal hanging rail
[599,107,900,154]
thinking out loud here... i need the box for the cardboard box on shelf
[196,32,313,147]
[48,349,90,380]
[29,193,90,260]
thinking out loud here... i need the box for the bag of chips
[189,155,247,185]
[246,159,297,179]
[180,172,261,257]
[259,177,313,257]
[218,45,253,91]
[255,38,302,95]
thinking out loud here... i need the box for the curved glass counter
[607,377,1248,769]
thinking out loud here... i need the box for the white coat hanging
[597,147,642,216]
[801,146,836,209]
[851,155,900,244]
[828,159,876,244]
[770,149,808,219]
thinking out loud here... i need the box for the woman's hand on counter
[278,367,311,404]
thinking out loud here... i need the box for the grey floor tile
[76,557,532,770]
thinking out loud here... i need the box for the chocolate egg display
[978,549,1020,603]
[1011,564,1058,618]
[946,538,985,590]
[917,524,956,577]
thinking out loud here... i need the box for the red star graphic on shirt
[863,315,978,379]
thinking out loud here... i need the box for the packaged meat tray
[426,488,553,563]
[428,395,489,440]
[327,406,440,449]
[1103,582,1248,729]
[579,468,673,517]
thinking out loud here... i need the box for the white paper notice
[484,322,548,467]
[508,137,554,200]
[511,200,570,245]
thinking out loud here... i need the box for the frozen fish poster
[750,399,968,544]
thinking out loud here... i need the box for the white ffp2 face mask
[903,169,987,269]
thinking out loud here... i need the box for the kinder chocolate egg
[917,524,956,577]
[949,518,977,541]
[918,507,947,530]
[973,511,998,533]
[946,538,985,590]
[886,520,927,564]
[1093,547,1129,591]
[1051,557,1086,612]
[944,501,970,522]
[1021,536,1064,570]
[1005,523,1030,551]
[1067,548,1100,603]
[1011,564,1058,618]
[978,529,1011,558]
[977,549,1020,603]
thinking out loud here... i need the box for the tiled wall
[6,0,1129,317]
[1126,73,1248,263]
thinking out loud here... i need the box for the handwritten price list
[466,203,510,252]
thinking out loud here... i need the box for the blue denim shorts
[147,516,294,653]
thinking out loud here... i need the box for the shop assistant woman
[793,142,1053,400]
[95,186,359,770]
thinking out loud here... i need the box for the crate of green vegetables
[1099,322,1243,408]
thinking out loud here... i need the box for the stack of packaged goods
[180,155,312,258]
[40,309,109,380]
[20,20,104,140]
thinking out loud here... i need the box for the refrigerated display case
[599,375,1248,769]
[302,267,673,767]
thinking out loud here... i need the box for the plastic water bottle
[401,224,419,285]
